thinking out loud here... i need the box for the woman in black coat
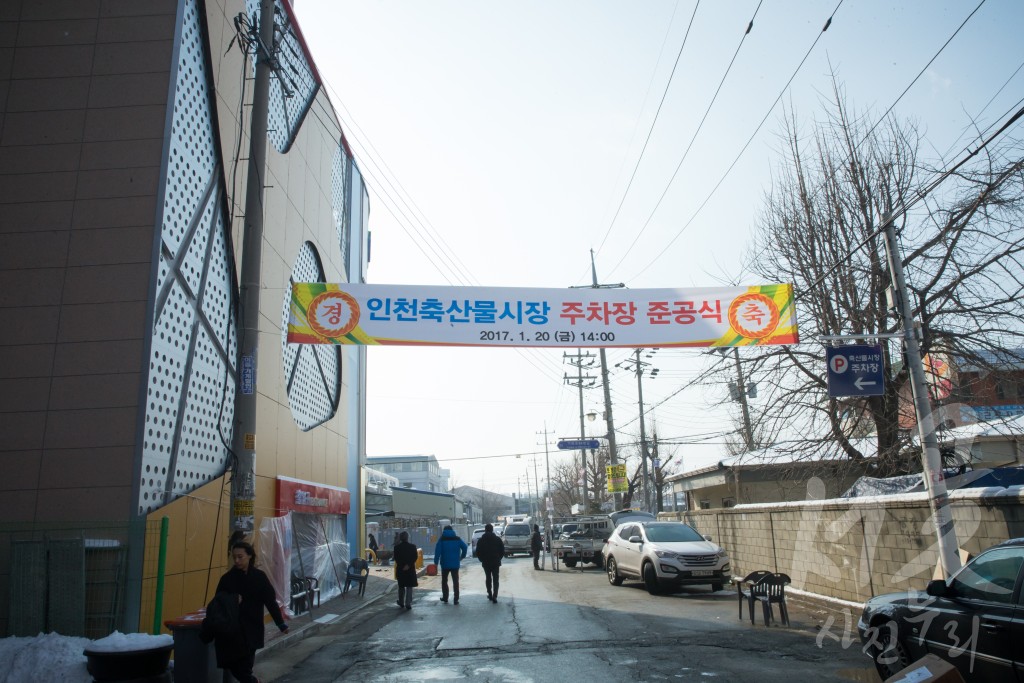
[393,531,419,609]
[208,540,289,683]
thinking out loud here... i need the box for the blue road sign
[826,344,885,397]
[557,439,601,450]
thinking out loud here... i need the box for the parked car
[501,522,533,556]
[470,527,486,556]
[603,521,731,594]
[858,538,1024,680]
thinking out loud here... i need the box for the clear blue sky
[294,0,1024,496]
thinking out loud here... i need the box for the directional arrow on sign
[855,376,878,391]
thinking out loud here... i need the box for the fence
[2,518,167,638]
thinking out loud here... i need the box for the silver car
[603,521,731,595]
[501,522,532,556]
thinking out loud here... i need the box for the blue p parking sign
[826,344,885,397]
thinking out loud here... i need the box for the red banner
[277,476,350,515]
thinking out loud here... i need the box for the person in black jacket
[475,523,505,603]
[206,540,288,683]
[531,524,544,570]
[393,531,418,609]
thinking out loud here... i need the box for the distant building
[366,455,449,492]
[451,485,514,522]
[952,349,1024,423]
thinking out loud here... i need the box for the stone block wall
[663,488,1024,603]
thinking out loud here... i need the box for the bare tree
[732,80,1024,472]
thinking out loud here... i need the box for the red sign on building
[276,476,350,515]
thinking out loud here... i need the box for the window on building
[699,500,711,510]
[722,498,736,508]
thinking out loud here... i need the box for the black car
[858,537,1024,680]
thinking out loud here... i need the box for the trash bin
[165,610,219,683]
[425,563,437,576]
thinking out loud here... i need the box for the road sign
[557,439,600,450]
[826,344,885,397]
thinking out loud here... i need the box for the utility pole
[732,348,754,452]
[537,423,554,562]
[564,350,596,512]
[588,250,624,509]
[229,0,274,538]
[882,212,961,578]
[618,349,659,512]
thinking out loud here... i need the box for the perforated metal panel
[281,242,341,430]
[138,0,237,515]
[332,144,352,278]
[246,0,320,154]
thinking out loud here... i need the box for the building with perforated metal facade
[0,0,368,636]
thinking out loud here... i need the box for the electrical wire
[607,1,766,278]
[620,0,843,282]
[594,0,702,256]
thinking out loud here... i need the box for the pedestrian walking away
[368,532,379,563]
[475,523,504,602]
[393,531,418,610]
[200,538,288,683]
[433,525,468,604]
[531,524,544,570]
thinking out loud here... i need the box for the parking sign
[826,344,885,397]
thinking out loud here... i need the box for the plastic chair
[290,576,308,614]
[737,570,773,622]
[343,557,369,597]
[305,576,321,608]
[754,572,791,626]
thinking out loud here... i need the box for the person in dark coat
[205,540,288,683]
[475,523,504,603]
[531,524,544,570]
[433,525,468,604]
[393,531,418,609]
[368,533,379,562]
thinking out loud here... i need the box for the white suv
[603,521,731,595]
[470,527,486,556]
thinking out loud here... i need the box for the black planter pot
[83,644,173,682]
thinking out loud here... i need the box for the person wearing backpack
[201,539,288,683]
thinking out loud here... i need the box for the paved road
[259,555,881,682]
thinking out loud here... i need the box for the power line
[607,1,766,278]
[594,0,702,256]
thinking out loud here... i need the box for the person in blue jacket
[433,525,468,604]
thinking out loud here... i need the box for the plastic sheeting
[258,512,350,616]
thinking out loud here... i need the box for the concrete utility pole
[589,250,624,510]
[881,212,961,579]
[732,348,754,451]
[619,349,659,512]
[230,0,274,537]
[537,423,555,561]
[564,351,596,512]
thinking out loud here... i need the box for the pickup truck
[553,519,613,568]
[553,510,657,568]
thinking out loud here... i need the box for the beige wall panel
[275,403,297,477]
[254,394,280,478]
